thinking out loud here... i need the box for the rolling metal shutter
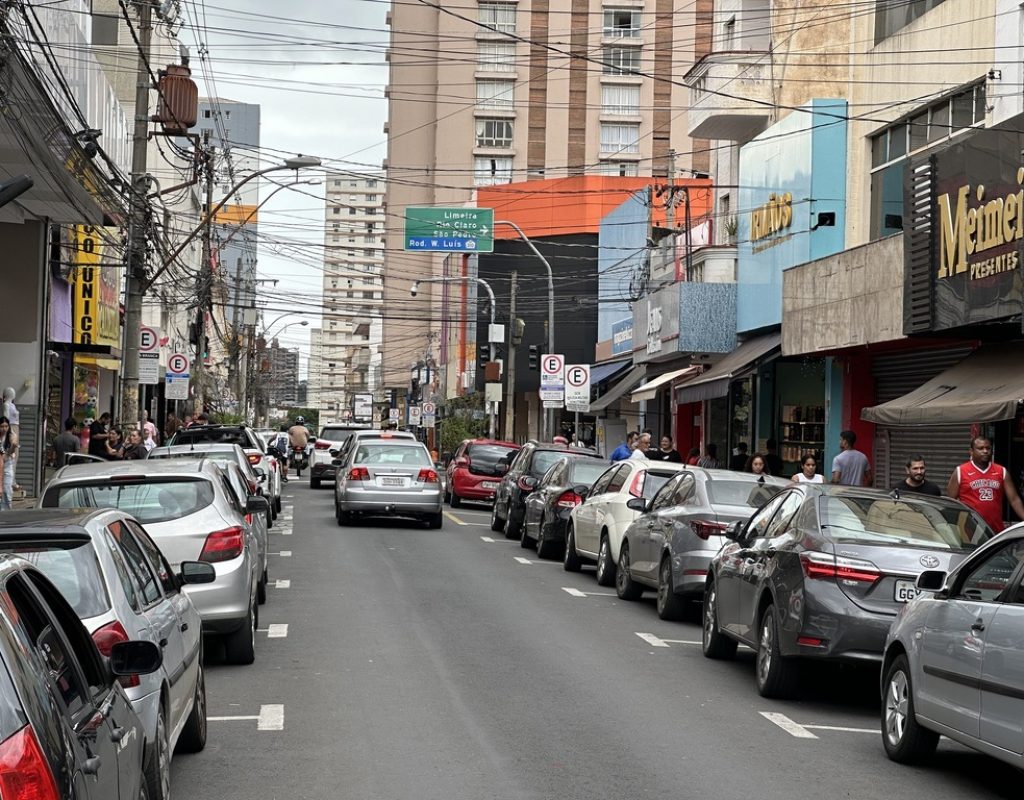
[871,347,975,490]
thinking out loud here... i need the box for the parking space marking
[257,704,285,731]
[274,579,291,589]
[513,556,561,565]
[260,623,288,638]
[804,724,876,734]
[562,587,617,597]
[271,550,292,557]
[444,511,468,526]
[760,712,819,739]
[480,536,516,543]
[635,632,671,648]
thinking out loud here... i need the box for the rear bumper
[671,547,719,596]
[339,486,442,517]
[779,584,894,662]
[182,554,253,628]
[311,461,335,479]
[452,474,503,501]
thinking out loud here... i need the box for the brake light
[199,526,245,563]
[247,453,261,466]
[797,636,826,647]
[628,470,646,498]
[348,467,370,481]
[800,551,881,584]
[0,725,60,800]
[690,520,728,540]
[245,513,253,524]
[92,620,140,688]
[517,477,534,491]
[417,468,439,483]
[556,490,582,509]
[315,441,331,450]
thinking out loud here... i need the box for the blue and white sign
[611,318,633,356]
[540,353,564,403]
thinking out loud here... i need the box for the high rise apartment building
[382,0,712,389]
[317,173,386,420]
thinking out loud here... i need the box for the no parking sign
[540,353,564,403]
[166,352,190,400]
[564,364,590,412]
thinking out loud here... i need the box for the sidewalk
[11,490,34,510]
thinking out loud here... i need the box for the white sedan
[565,459,689,585]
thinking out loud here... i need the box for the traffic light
[478,344,490,369]
[528,345,539,370]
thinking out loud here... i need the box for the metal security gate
[871,347,975,490]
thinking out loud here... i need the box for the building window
[601,84,640,115]
[476,118,514,148]
[598,161,639,177]
[603,47,640,75]
[92,13,119,45]
[333,179,342,187]
[874,0,949,44]
[366,194,376,202]
[476,79,514,108]
[478,2,516,33]
[366,179,377,187]
[599,123,640,154]
[349,207,357,215]
[603,8,640,37]
[474,156,513,186]
[332,207,340,215]
[477,41,516,72]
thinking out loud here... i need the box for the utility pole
[504,270,518,440]
[194,130,214,415]
[120,0,155,427]
[665,148,676,231]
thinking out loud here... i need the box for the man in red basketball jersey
[946,436,1024,533]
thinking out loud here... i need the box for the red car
[446,439,520,507]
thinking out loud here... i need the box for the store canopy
[674,332,782,405]
[590,358,632,385]
[861,345,1024,426]
[590,365,647,412]
[631,365,701,403]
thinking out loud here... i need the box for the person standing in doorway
[88,412,111,459]
[53,417,80,467]
[697,443,719,469]
[947,436,1024,533]
[0,417,17,510]
[894,455,941,496]
[831,430,872,487]
[729,442,749,471]
[610,432,637,462]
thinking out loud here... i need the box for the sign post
[408,406,422,427]
[139,326,160,385]
[540,355,564,440]
[564,364,591,444]
[165,352,189,401]
[404,207,495,253]
[421,401,436,429]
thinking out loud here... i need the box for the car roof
[806,483,971,508]
[465,439,519,448]
[150,443,242,455]
[696,468,790,486]
[0,508,113,532]
[530,444,600,455]
[50,459,221,481]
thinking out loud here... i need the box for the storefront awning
[590,365,646,412]
[590,358,632,385]
[631,365,701,403]
[674,332,781,405]
[861,345,1024,426]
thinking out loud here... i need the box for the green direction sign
[404,207,494,253]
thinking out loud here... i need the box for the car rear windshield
[569,461,611,487]
[532,450,595,476]
[706,480,785,508]
[467,444,517,470]
[353,444,431,467]
[818,495,994,551]
[6,542,110,618]
[321,427,363,440]
[150,451,237,468]
[171,428,250,448]
[42,479,216,524]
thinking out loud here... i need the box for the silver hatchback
[41,460,268,665]
[333,439,443,528]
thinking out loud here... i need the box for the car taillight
[800,551,881,584]
[348,467,370,481]
[245,513,253,525]
[315,441,331,450]
[556,490,581,509]
[92,620,140,688]
[417,469,439,483]
[628,470,646,498]
[199,526,245,563]
[690,520,728,540]
[247,453,261,466]
[0,725,60,800]
[456,456,470,468]
[518,477,534,491]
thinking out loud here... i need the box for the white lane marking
[271,550,292,557]
[513,556,560,565]
[443,511,467,526]
[635,632,670,648]
[514,557,532,564]
[804,724,877,734]
[662,639,702,645]
[257,704,285,731]
[274,579,291,589]
[267,623,288,638]
[561,587,617,597]
[760,712,819,739]
[208,715,259,722]
[280,529,293,536]
[480,536,516,543]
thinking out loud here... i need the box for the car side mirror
[626,497,647,513]
[572,484,590,500]
[245,495,270,514]
[522,476,538,489]
[724,521,744,541]
[109,640,162,677]
[179,561,216,585]
[329,449,339,457]
[916,570,948,593]
[258,473,267,483]
[331,459,343,467]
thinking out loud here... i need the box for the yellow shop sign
[750,192,793,242]
[937,169,1024,280]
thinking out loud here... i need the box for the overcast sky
[183,0,389,375]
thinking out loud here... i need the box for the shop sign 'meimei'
[937,170,1024,281]
[750,192,793,242]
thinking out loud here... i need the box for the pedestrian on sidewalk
[142,411,160,447]
[831,430,872,487]
[53,417,80,467]
[697,443,719,469]
[764,439,785,479]
[629,432,652,461]
[88,412,111,458]
[104,428,125,460]
[729,442,749,471]
[745,453,769,476]
[893,455,941,496]
[792,453,824,484]
[0,417,18,511]
[610,432,637,462]
[121,429,146,460]
[947,436,1024,533]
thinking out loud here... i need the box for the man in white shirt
[630,432,651,461]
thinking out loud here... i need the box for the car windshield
[7,541,110,618]
[569,461,611,487]
[467,444,517,470]
[706,479,785,508]
[354,444,430,467]
[42,479,216,524]
[818,495,994,551]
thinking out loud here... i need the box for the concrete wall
[782,234,904,356]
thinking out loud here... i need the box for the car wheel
[536,519,557,560]
[176,660,207,753]
[755,604,799,698]
[615,544,644,600]
[519,516,533,548]
[428,512,443,529]
[595,534,616,587]
[310,477,321,489]
[144,703,171,800]
[270,498,278,520]
[701,580,737,660]
[337,508,350,527]
[274,494,282,514]
[657,556,686,621]
[266,507,273,530]
[504,509,521,540]
[257,563,268,605]
[883,654,940,763]
[563,524,582,572]
[450,491,462,509]
[224,600,257,665]
[490,502,504,533]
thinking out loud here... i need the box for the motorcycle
[289,444,309,478]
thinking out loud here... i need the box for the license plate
[481,481,498,489]
[894,580,922,603]
[380,476,406,487]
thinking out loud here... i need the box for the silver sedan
[333,439,443,528]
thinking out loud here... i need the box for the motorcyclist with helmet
[287,415,311,477]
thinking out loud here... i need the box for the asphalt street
[170,481,1021,800]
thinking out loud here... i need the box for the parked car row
[0,424,297,800]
